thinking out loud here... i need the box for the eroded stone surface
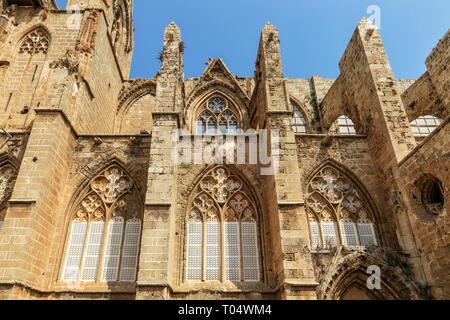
[0,2,447,300]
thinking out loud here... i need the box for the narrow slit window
[101,217,124,281]
[63,221,87,281]
[241,221,259,281]
[119,219,141,282]
[81,221,105,282]
[224,221,240,281]
[204,221,220,281]
[186,221,203,281]
[309,221,321,249]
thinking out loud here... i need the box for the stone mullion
[94,209,110,283]
[334,206,344,246]
[238,219,244,282]
[199,219,204,282]
[220,211,225,282]
[116,217,128,282]
[78,218,92,282]
[136,22,182,298]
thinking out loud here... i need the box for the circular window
[421,176,445,215]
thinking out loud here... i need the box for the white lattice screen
[357,223,378,247]
[309,221,321,249]
[337,116,357,135]
[204,222,220,281]
[292,104,307,133]
[224,222,240,281]
[63,221,87,281]
[410,116,443,137]
[241,221,259,281]
[340,222,359,246]
[119,220,141,282]
[321,222,339,246]
[101,218,124,281]
[81,221,104,281]
[186,221,202,281]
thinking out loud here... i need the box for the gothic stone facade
[0,0,448,300]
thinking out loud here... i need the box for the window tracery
[19,28,50,55]
[0,164,17,232]
[196,97,239,134]
[186,166,260,282]
[62,165,142,283]
[306,165,378,249]
[111,3,124,49]
[420,175,445,216]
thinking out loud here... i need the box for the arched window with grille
[196,97,239,134]
[305,165,378,250]
[331,115,357,136]
[185,166,261,282]
[62,165,143,283]
[0,163,17,232]
[19,27,50,55]
[6,27,50,119]
[291,103,307,133]
[410,115,443,137]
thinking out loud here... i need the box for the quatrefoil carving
[306,165,374,224]
[73,165,137,222]
[189,166,257,222]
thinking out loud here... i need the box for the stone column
[255,23,318,300]
[326,18,425,283]
[136,22,184,300]
[0,110,75,296]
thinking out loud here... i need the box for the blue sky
[56,0,449,80]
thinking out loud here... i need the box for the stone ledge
[145,203,172,207]
[278,201,304,207]
[295,133,368,138]
[284,280,319,287]
[136,282,169,287]
[8,199,37,205]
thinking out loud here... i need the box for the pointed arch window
[111,3,124,50]
[13,27,51,118]
[306,165,378,249]
[0,163,17,232]
[196,97,239,134]
[185,166,261,282]
[332,116,357,136]
[291,103,307,133]
[19,27,50,55]
[410,115,443,137]
[62,166,143,283]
